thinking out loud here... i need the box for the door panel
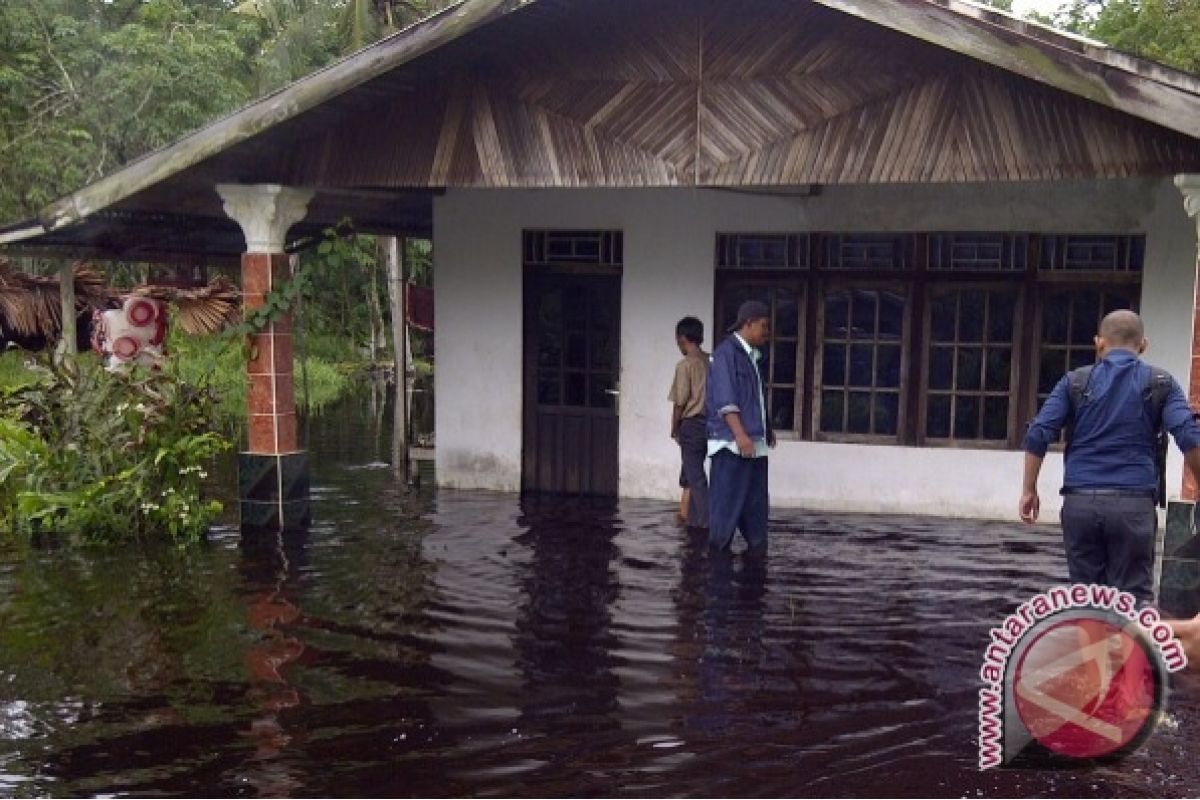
[523,273,620,496]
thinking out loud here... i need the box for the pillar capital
[216,184,314,253]
[1176,174,1200,234]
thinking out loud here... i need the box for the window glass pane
[985,348,1011,392]
[849,344,874,387]
[564,287,588,329]
[874,392,899,435]
[987,293,1016,343]
[566,332,587,368]
[825,293,849,338]
[538,376,560,405]
[776,289,799,338]
[851,291,877,339]
[956,347,983,392]
[930,294,957,342]
[772,340,798,385]
[1043,294,1070,344]
[983,396,1009,440]
[565,372,586,406]
[1070,291,1100,346]
[929,347,953,391]
[848,392,872,434]
[927,395,951,438]
[821,390,844,433]
[538,337,561,369]
[877,344,901,388]
[958,290,986,342]
[954,395,980,439]
[592,331,616,370]
[771,389,795,430]
[879,292,904,339]
[1069,349,1094,371]
[823,343,846,386]
[1039,349,1065,396]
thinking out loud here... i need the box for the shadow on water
[2,388,1200,796]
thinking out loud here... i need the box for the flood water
[2,391,1199,797]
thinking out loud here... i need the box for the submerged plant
[0,354,230,544]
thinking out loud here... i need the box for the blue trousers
[708,450,768,551]
[1060,493,1156,603]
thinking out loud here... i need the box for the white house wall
[434,179,1196,519]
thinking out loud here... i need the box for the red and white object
[96,296,168,369]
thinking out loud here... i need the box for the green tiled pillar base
[1160,500,1200,617]
[239,451,311,532]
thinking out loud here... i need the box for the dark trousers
[1060,493,1157,603]
[708,450,768,551]
[677,416,709,528]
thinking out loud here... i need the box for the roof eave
[812,0,1200,139]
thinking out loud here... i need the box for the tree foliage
[1023,0,1200,75]
[0,0,261,221]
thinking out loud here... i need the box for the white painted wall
[434,178,1197,519]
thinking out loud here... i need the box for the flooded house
[4,0,1200,523]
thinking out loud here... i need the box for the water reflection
[238,532,308,796]
[1,392,1199,797]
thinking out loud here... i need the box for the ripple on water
[0,398,1196,796]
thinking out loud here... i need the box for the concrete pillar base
[1161,500,1200,616]
[239,451,311,532]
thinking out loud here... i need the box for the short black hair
[675,316,703,345]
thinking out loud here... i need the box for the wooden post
[384,235,410,483]
[57,261,77,357]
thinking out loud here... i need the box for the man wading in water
[1020,310,1200,604]
[706,300,776,552]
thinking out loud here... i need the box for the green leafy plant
[0,353,230,544]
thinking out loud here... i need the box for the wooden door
[522,272,620,495]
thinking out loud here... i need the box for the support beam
[1161,174,1200,615]
[1178,174,1200,500]
[217,183,315,532]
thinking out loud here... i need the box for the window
[924,286,1019,443]
[716,280,805,431]
[816,286,906,439]
[713,231,1144,449]
[1035,286,1139,407]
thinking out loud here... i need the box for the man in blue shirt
[1021,310,1200,602]
[706,300,776,552]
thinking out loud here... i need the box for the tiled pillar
[1162,174,1200,614]
[217,184,315,532]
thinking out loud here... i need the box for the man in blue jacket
[706,300,776,552]
[1021,309,1200,603]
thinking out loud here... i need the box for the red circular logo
[1013,616,1161,759]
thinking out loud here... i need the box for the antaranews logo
[978,584,1187,769]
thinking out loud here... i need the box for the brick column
[1178,174,1200,500]
[218,184,314,531]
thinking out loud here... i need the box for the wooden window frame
[919,282,1025,449]
[712,232,1145,451]
[810,279,912,445]
[711,272,808,440]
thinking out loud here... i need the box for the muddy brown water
[2,393,1199,797]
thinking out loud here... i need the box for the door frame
[521,261,623,495]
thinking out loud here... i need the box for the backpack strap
[1062,364,1095,459]
[1143,364,1174,508]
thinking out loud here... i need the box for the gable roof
[3,0,1199,260]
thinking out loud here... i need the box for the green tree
[0,0,262,221]
[1036,0,1200,73]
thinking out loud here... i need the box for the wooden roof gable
[4,0,1200,255]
